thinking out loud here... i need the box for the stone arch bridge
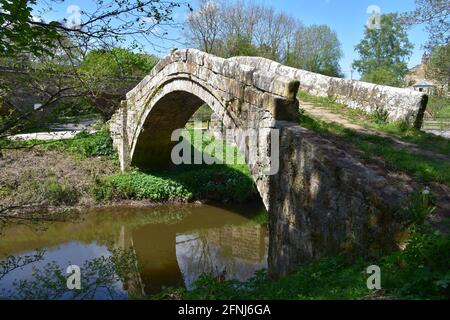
[110,49,418,277]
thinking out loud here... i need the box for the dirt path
[300,101,450,163]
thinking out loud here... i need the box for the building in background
[406,54,436,95]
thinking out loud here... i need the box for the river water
[0,203,268,299]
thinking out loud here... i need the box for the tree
[77,48,159,118]
[221,35,259,58]
[0,0,190,58]
[286,25,343,77]
[404,0,449,95]
[184,0,342,75]
[353,13,413,86]
[426,44,450,94]
[403,0,449,50]
[0,0,190,137]
[184,0,223,54]
[252,6,296,62]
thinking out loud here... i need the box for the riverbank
[0,128,258,225]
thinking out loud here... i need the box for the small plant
[404,187,436,226]
[67,128,116,158]
[42,177,78,205]
[371,108,390,125]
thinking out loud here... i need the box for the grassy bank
[92,163,255,203]
[298,91,450,157]
[427,96,450,118]
[0,128,257,218]
[297,91,450,186]
[300,114,450,186]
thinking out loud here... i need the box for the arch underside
[129,79,274,209]
[131,91,205,169]
[130,77,241,168]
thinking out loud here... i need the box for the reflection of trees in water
[0,248,140,300]
[113,225,145,298]
[0,249,45,282]
[176,224,268,289]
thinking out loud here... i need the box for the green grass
[427,96,450,118]
[93,163,256,204]
[92,129,257,203]
[298,91,450,157]
[156,229,450,300]
[300,114,450,185]
[1,127,118,160]
[2,127,257,204]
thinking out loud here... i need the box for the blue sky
[251,0,428,79]
[35,0,429,79]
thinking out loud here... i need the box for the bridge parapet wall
[230,56,428,129]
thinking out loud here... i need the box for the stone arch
[110,49,300,209]
[129,79,233,169]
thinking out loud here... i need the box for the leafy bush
[382,231,450,299]
[94,172,193,202]
[168,164,256,202]
[42,177,78,205]
[370,108,390,125]
[403,188,436,225]
[93,164,257,203]
[62,128,116,158]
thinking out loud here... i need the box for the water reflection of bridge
[114,222,268,296]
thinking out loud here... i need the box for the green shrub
[370,108,390,125]
[169,165,256,202]
[403,188,436,225]
[64,128,116,158]
[382,231,450,299]
[42,177,78,205]
[94,172,193,202]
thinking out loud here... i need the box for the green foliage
[286,24,343,77]
[425,44,450,95]
[426,95,450,117]
[382,231,450,299]
[353,13,413,86]
[42,127,116,159]
[403,188,436,225]
[42,177,78,206]
[297,91,450,158]
[168,165,256,202]
[0,127,116,161]
[370,108,390,125]
[79,48,158,79]
[361,65,407,87]
[222,35,259,58]
[0,0,60,58]
[95,172,193,202]
[93,163,256,204]
[68,129,116,158]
